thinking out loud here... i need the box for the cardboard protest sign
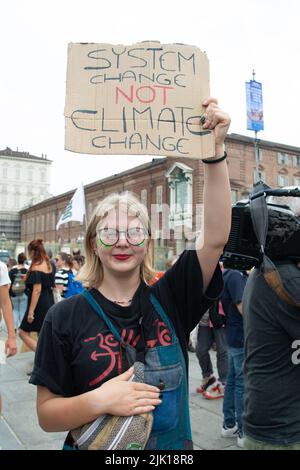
[65,41,215,159]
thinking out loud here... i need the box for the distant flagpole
[56,183,86,231]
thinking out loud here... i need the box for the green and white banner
[56,183,86,230]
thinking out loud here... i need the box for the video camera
[222,186,300,271]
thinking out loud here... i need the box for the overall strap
[149,293,176,343]
[81,289,122,342]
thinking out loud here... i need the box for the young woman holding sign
[29,98,232,450]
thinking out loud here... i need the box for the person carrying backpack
[60,254,84,298]
[64,270,84,298]
[9,253,28,329]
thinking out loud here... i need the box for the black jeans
[196,325,228,384]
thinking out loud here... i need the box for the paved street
[0,334,240,450]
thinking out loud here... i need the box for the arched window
[166,163,193,230]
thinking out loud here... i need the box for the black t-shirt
[243,262,300,444]
[221,269,247,348]
[30,250,223,397]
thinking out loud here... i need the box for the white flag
[56,183,86,230]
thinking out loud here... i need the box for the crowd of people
[0,96,299,451]
[0,246,85,354]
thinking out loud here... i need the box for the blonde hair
[77,192,155,288]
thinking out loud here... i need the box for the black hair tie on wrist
[202,151,227,164]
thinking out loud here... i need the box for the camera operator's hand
[202,98,231,154]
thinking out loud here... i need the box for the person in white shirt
[0,260,17,413]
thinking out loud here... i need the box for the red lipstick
[113,254,131,261]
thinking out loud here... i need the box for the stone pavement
[0,334,240,450]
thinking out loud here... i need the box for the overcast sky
[1,0,299,196]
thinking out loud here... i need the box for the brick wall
[20,134,300,259]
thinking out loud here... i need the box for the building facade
[20,134,300,268]
[0,147,52,245]
[0,147,52,212]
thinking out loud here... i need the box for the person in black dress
[19,239,55,352]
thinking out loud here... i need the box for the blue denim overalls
[82,289,193,450]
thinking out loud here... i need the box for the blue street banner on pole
[246,80,264,132]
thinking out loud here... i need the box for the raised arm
[196,98,232,292]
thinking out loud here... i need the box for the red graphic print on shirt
[83,320,172,387]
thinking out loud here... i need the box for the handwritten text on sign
[65,42,215,159]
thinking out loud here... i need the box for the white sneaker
[237,432,244,448]
[221,424,238,438]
